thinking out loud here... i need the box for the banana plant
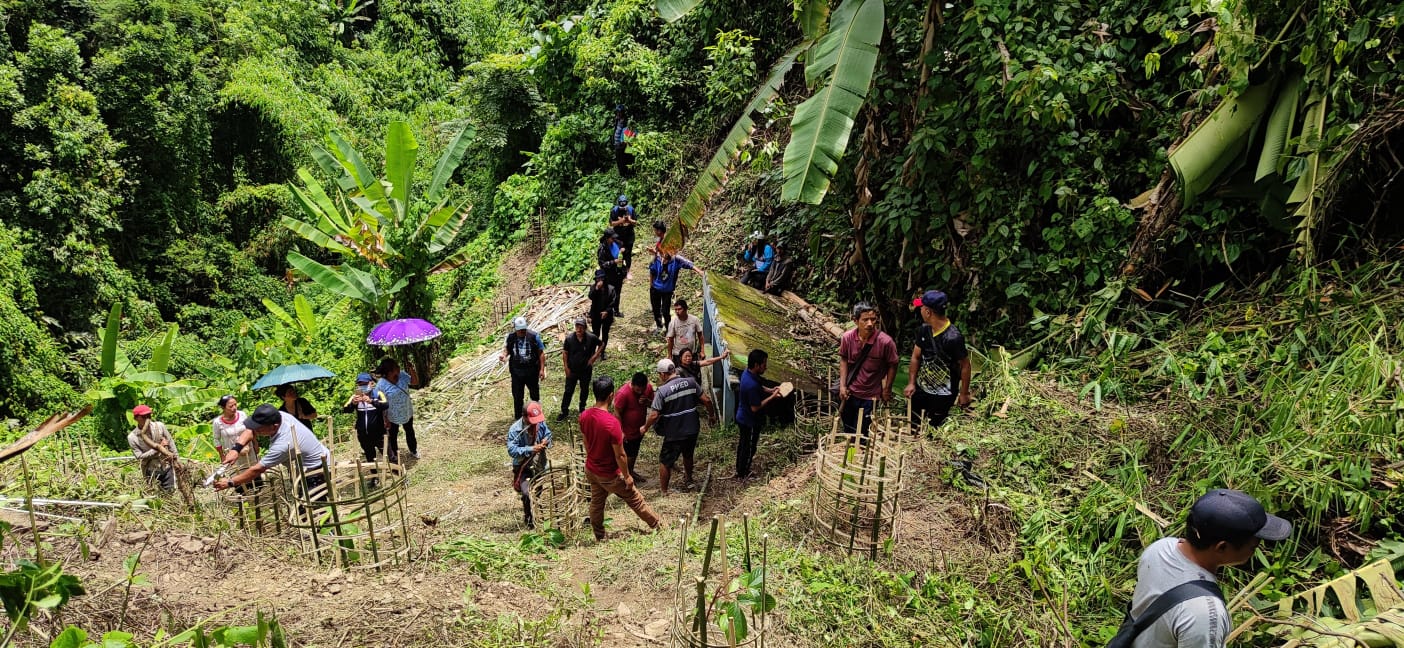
[659,0,883,250]
[87,304,223,448]
[284,121,478,321]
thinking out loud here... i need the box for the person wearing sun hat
[1112,489,1291,648]
[506,401,552,529]
[903,289,971,433]
[127,404,176,491]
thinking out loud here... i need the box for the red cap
[132,404,153,416]
[524,401,546,424]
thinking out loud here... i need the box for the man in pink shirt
[612,372,653,483]
[837,301,899,434]
[581,375,661,541]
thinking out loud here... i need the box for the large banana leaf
[656,0,703,23]
[100,303,122,376]
[384,121,418,225]
[428,125,476,203]
[781,0,884,205]
[664,42,806,252]
[795,0,831,41]
[146,324,178,374]
[286,251,400,316]
[1255,75,1303,182]
[1168,81,1275,206]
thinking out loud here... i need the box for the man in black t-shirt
[558,317,602,421]
[587,270,616,359]
[499,317,547,420]
[609,195,638,273]
[902,290,971,434]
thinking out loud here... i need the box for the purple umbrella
[367,318,442,346]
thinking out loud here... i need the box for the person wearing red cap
[1111,489,1291,648]
[506,401,552,529]
[580,375,660,540]
[903,290,971,433]
[127,405,176,491]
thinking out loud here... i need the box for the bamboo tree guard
[217,471,287,536]
[284,457,412,571]
[810,409,906,559]
[793,369,839,429]
[670,515,771,648]
[527,446,590,534]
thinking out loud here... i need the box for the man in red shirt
[612,372,653,483]
[580,375,662,541]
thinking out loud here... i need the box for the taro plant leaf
[212,625,262,646]
[99,630,133,647]
[656,0,704,23]
[665,43,806,252]
[50,626,88,648]
[782,0,884,204]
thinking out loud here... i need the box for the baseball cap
[912,290,949,310]
[574,317,587,327]
[249,404,282,426]
[524,401,545,424]
[617,195,628,204]
[513,316,528,331]
[355,372,373,383]
[132,404,152,416]
[656,359,675,374]
[1188,489,1292,543]
[594,269,607,280]
[603,227,617,238]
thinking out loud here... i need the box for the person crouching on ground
[506,401,551,529]
[612,372,653,483]
[1115,489,1291,647]
[128,404,176,491]
[581,375,662,540]
[214,404,331,499]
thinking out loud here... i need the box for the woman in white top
[212,395,256,470]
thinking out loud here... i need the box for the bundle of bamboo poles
[670,515,770,648]
[810,410,906,559]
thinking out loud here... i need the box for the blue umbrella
[252,364,336,390]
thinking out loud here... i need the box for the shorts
[623,437,642,460]
[658,436,698,467]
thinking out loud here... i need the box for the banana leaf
[664,42,806,252]
[384,121,418,218]
[146,324,178,374]
[796,0,831,41]
[100,303,122,376]
[1168,81,1275,206]
[782,0,884,205]
[427,125,475,203]
[1256,74,1304,182]
[656,0,703,23]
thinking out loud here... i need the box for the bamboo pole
[355,463,382,569]
[20,455,43,565]
[695,576,708,647]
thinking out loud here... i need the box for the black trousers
[910,391,957,433]
[511,372,540,420]
[735,422,762,478]
[618,230,635,271]
[561,366,593,415]
[650,287,673,329]
[355,425,383,462]
[591,314,613,352]
[608,275,624,311]
[387,418,416,458]
[513,465,537,527]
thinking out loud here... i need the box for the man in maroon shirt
[581,375,662,541]
[612,372,653,483]
[837,301,899,434]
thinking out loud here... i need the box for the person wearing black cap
[588,269,616,360]
[1112,489,1291,648]
[903,290,971,433]
[213,404,331,498]
[558,317,602,421]
[597,228,626,316]
[342,373,388,462]
[609,195,639,274]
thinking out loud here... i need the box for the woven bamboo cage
[528,452,590,533]
[810,410,906,559]
[216,469,289,536]
[670,515,771,648]
[285,457,412,571]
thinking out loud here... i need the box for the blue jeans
[840,397,875,435]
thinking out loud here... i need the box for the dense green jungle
[1,0,1403,645]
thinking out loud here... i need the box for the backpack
[1105,580,1223,648]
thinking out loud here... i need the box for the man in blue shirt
[734,349,780,480]
[506,402,552,529]
[648,251,703,334]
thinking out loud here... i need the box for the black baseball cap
[249,404,282,427]
[1188,489,1291,543]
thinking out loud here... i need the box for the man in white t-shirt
[665,298,704,359]
[1124,489,1291,648]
